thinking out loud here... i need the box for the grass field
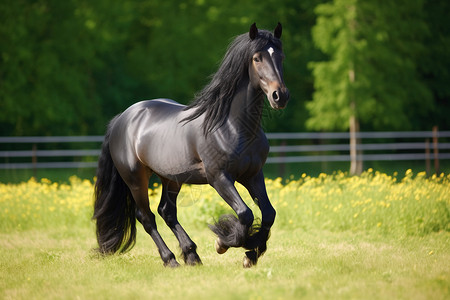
[1,170,449,299]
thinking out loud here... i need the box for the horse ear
[274,22,282,39]
[249,23,258,40]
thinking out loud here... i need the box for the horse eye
[253,56,261,63]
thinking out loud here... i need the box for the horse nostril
[272,91,279,101]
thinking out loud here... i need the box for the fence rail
[0,131,449,170]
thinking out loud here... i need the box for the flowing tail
[93,126,136,254]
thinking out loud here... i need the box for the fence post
[425,138,431,176]
[349,114,363,175]
[279,140,286,177]
[432,126,440,175]
[32,143,37,177]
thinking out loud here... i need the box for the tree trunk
[349,102,363,175]
[348,56,363,175]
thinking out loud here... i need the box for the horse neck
[228,77,265,136]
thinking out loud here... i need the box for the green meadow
[1,170,449,299]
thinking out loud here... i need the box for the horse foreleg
[241,171,276,268]
[210,173,255,254]
[158,178,202,266]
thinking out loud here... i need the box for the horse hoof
[186,259,203,266]
[243,256,254,268]
[185,252,203,266]
[215,239,229,254]
[164,259,180,268]
[187,260,202,266]
[243,250,257,268]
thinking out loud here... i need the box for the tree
[3,0,445,140]
[0,0,325,136]
[307,0,432,174]
[0,0,135,135]
[420,0,450,130]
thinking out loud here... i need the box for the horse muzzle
[268,86,290,110]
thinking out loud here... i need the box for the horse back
[109,99,208,183]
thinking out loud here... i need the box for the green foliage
[0,0,318,135]
[0,0,133,135]
[420,1,450,129]
[0,0,449,135]
[307,0,437,131]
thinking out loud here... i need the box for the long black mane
[182,29,282,135]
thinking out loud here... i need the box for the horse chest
[201,135,268,179]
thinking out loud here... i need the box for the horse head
[248,23,290,109]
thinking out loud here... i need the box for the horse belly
[153,157,207,184]
[137,132,208,184]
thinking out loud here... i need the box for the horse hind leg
[124,168,179,267]
[158,178,202,266]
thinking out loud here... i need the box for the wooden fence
[1,131,449,172]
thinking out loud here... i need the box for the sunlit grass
[0,170,449,299]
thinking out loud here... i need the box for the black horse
[93,23,289,268]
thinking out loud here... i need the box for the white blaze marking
[268,47,274,57]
